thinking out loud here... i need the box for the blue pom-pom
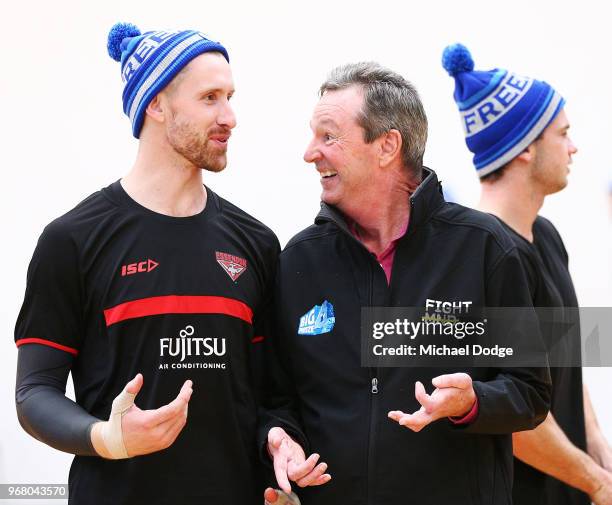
[442,44,474,77]
[107,22,141,62]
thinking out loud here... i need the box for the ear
[379,129,402,168]
[145,93,167,125]
[515,142,536,164]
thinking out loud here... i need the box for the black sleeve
[16,344,99,456]
[516,248,540,302]
[256,269,310,465]
[14,222,100,455]
[460,248,552,434]
[15,221,84,353]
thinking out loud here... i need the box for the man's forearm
[17,386,100,456]
[513,412,606,496]
[16,345,100,456]
[584,385,612,468]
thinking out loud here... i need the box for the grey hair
[320,62,428,177]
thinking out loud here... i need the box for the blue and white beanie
[107,22,229,138]
[442,44,565,177]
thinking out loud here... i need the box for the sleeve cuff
[449,396,479,425]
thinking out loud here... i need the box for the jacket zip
[317,209,384,504]
[371,377,378,393]
[367,260,379,505]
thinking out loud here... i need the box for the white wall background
[1,0,611,498]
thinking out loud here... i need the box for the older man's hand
[388,373,477,432]
[267,427,331,494]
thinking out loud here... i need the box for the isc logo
[121,258,159,277]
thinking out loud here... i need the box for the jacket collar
[315,167,445,234]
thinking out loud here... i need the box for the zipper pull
[371,377,378,394]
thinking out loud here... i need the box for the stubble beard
[532,153,567,196]
[167,116,228,173]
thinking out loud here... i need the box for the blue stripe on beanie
[458,70,506,111]
[441,43,564,177]
[107,23,229,138]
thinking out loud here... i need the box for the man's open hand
[267,427,331,494]
[91,374,193,458]
[388,373,476,432]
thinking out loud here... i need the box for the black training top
[501,216,589,505]
[15,181,279,505]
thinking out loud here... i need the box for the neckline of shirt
[106,179,217,225]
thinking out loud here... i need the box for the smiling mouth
[320,170,338,179]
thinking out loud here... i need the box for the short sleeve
[15,221,83,355]
[251,234,281,344]
[516,247,540,301]
[250,238,280,394]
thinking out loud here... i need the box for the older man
[14,22,285,505]
[263,62,551,505]
[442,43,612,505]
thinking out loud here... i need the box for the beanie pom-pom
[442,44,474,77]
[107,22,141,61]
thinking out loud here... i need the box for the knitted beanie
[442,43,564,177]
[107,22,229,138]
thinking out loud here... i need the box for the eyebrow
[198,87,235,95]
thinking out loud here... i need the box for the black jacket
[262,168,551,505]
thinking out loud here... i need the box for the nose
[218,99,237,130]
[568,136,578,156]
[303,137,321,164]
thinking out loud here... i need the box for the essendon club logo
[121,258,159,277]
[216,251,247,281]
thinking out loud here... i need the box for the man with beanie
[262,61,552,505]
[443,43,612,505]
[13,23,320,505]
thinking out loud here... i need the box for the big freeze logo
[159,325,227,370]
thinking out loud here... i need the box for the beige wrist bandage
[100,388,135,459]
